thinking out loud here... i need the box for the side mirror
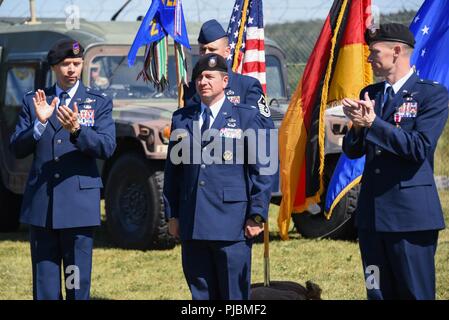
[269,98,280,108]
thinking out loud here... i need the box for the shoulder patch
[258,95,270,118]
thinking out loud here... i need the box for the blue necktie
[50,91,68,126]
[201,107,211,136]
[59,91,69,108]
[382,86,394,116]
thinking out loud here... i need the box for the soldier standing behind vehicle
[183,19,268,114]
[342,23,448,300]
[89,62,110,90]
[10,39,116,300]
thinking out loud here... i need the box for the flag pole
[263,221,270,287]
[232,0,250,71]
[178,84,184,108]
[174,42,187,108]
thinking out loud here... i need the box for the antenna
[111,0,132,21]
[28,0,40,24]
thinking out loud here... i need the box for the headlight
[138,125,155,150]
[160,125,171,144]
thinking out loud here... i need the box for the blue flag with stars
[410,0,449,90]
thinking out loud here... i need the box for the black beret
[47,39,84,66]
[192,53,228,80]
[198,19,227,44]
[365,23,415,48]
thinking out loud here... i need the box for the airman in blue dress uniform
[183,19,268,115]
[10,39,116,300]
[342,23,448,300]
[164,54,275,300]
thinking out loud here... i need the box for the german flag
[278,0,373,239]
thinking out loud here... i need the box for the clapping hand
[342,92,376,128]
[32,90,58,124]
[57,102,80,134]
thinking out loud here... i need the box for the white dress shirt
[384,68,414,95]
[198,95,226,130]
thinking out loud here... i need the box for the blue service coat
[183,70,266,108]
[10,83,116,229]
[343,73,448,232]
[163,99,275,241]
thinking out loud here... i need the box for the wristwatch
[70,126,81,139]
[251,214,264,224]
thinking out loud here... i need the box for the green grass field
[1,192,449,300]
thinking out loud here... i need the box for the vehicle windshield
[88,55,178,100]
[87,53,287,102]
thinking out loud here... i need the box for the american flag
[227,0,266,93]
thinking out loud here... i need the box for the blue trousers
[29,225,94,300]
[181,240,252,300]
[358,229,439,300]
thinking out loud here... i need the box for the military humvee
[0,17,358,248]
[0,18,289,247]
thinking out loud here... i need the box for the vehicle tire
[292,184,359,240]
[292,154,359,241]
[0,177,22,232]
[105,153,176,250]
[270,196,282,206]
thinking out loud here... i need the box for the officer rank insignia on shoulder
[258,95,270,118]
[419,79,439,86]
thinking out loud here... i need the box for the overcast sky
[0,0,424,24]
